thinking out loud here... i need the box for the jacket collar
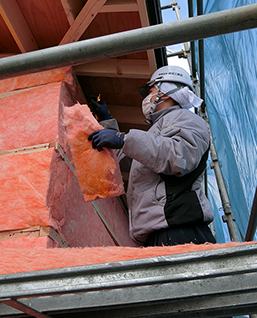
[146,105,181,125]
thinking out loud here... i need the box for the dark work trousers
[144,223,216,247]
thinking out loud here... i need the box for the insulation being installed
[64,102,124,201]
[0,150,54,232]
[0,242,255,275]
[0,67,85,103]
[0,82,69,234]
[0,236,56,249]
[0,76,129,248]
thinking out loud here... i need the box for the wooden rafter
[136,0,156,74]
[72,0,155,80]
[99,0,138,13]
[60,0,83,26]
[74,59,151,79]
[61,0,139,26]
[0,53,17,58]
[59,0,108,45]
[0,0,38,53]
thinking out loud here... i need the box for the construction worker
[88,65,216,246]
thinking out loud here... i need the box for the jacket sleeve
[122,111,210,176]
[99,118,120,131]
[99,118,132,174]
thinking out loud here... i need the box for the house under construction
[0,0,257,317]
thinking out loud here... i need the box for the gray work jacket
[102,105,214,244]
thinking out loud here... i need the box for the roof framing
[60,0,108,45]
[59,0,156,76]
[0,0,38,52]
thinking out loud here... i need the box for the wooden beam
[0,53,17,58]
[1,299,51,318]
[0,85,42,99]
[59,0,108,45]
[60,0,75,25]
[0,226,39,241]
[60,0,83,26]
[60,0,138,25]
[40,227,69,248]
[108,104,145,125]
[0,0,38,53]
[136,0,156,74]
[0,226,69,247]
[100,0,138,13]
[74,59,151,79]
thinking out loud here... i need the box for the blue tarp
[203,0,257,242]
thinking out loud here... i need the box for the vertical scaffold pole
[161,0,239,240]
[200,113,239,242]
[190,0,239,242]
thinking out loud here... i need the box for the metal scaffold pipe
[197,0,205,104]
[209,131,239,242]
[188,0,197,78]
[185,0,239,242]
[245,186,257,241]
[171,0,192,71]
[0,4,257,80]
[200,111,239,241]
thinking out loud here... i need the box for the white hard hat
[139,65,193,98]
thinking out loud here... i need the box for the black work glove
[89,95,112,122]
[88,129,125,151]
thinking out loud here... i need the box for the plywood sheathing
[14,0,70,49]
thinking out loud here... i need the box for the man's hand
[88,129,125,151]
[89,95,112,122]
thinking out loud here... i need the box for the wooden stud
[59,0,108,45]
[0,226,40,241]
[0,0,38,53]
[0,142,56,157]
[0,226,69,248]
[40,227,69,248]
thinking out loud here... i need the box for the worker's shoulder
[164,107,205,124]
[162,108,209,135]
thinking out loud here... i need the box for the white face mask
[141,93,157,117]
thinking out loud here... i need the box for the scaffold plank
[0,243,257,317]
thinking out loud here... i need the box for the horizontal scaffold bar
[0,4,257,80]
[0,243,257,317]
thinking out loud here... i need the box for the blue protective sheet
[202,0,257,242]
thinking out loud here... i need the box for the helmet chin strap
[149,82,184,114]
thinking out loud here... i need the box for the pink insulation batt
[0,70,133,248]
[0,242,255,275]
[64,102,124,201]
[0,236,57,248]
[0,150,54,231]
[0,67,85,103]
[0,83,64,151]
[0,82,69,234]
